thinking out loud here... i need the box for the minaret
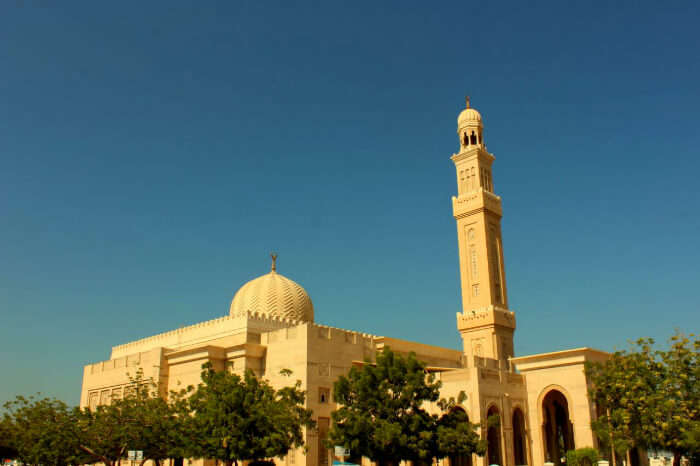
[452,97,516,365]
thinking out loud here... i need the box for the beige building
[81,100,618,466]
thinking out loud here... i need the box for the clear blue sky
[1,1,698,406]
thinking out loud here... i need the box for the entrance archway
[486,405,502,466]
[448,408,473,466]
[512,408,527,466]
[542,390,574,466]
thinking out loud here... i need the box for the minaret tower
[452,98,516,365]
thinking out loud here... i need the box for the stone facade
[81,100,621,466]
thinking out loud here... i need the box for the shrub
[566,448,599,466]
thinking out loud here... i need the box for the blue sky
[1,1,698,405]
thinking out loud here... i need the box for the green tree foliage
[0,414,18,459]
[75,401,134,466]
[75,369,191,466]
[187,363,315,466]
[586,332,699,466]
[1,395,81,466]
[566,448,599,466]
[682,421,700,466]
[328,348,484,466]
[120,372,194,466]
[436,406,485,461]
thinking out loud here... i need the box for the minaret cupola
[457,96,484,151]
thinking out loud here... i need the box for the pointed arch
[512,407,527,466]
[539,387,575,466]
[486,404,502,466]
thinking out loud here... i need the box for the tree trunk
[225,460,233,466]
[79,444,113,466]
[672,451,681,466]
[626,449,631,466]
[606,407,616,466]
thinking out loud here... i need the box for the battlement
[87,350,148,374]
[309,322,377,341]
[110,311,303,359]
[262,322,377,345]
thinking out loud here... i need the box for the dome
[457,97,482,128]
[229,257,314,322]
[458,107,482,125]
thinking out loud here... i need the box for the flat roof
[511,346,609,364]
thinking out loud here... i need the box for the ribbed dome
[458,107,482,125]
[229,267,314,322]
[458,97,482,129]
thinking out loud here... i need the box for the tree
[586,346,651,466]
[652,332,699,466]
[586,332,699,466]
[75,369,191,466]
[2,395,81,466]
[327,348,484,466]
[436,405,486,462]
[121,372,194,466]
[75,400,136,466]
[566,448,599,466]
[0,410,18,460]
[187,363,315,466]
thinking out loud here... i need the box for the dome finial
[465,96,470,109]
[270,252,278,272]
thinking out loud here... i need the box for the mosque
[81,100,614,466]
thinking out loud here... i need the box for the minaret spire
[270,252,278,272]
[465,95,470,108]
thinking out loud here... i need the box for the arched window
[463,132,469,146]
[470,131,477,145]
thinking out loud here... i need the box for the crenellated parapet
[309,322,377,341]
[110,311,304,359]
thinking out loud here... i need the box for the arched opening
[448,408,473,466]
[470,131,477,145]
[512,408,527,466]
[486,405,502,466]
[463,132,469,146]
[542,390,574,466]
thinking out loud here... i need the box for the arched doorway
[486,405,502,466]
[542,390,574,466]
[512,408,527,466]
[448,408,473,466]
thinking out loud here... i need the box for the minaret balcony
[452,189,503,219]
